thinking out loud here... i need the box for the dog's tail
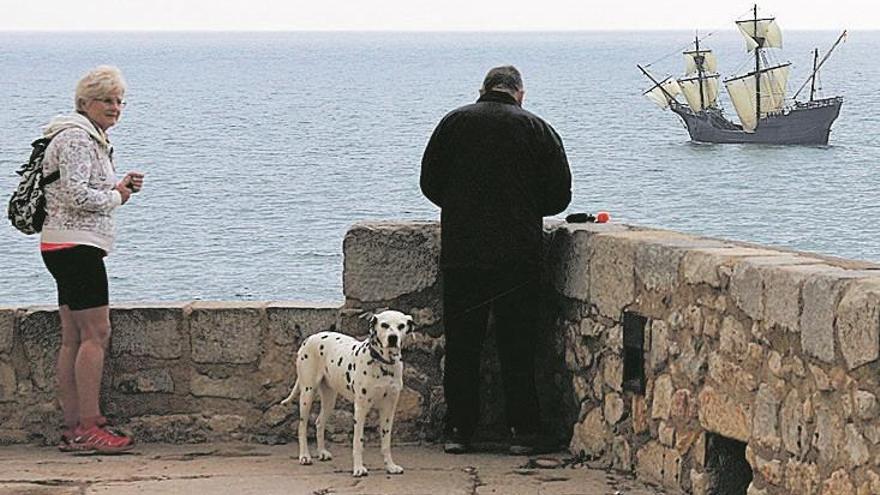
[280,379,300,406]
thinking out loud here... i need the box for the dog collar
[369,345,397,366]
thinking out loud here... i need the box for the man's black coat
[420,90,572,269]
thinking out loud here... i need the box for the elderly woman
[40,65,144,453]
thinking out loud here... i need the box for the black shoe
[443,428,471,454]
[509,429,558,456]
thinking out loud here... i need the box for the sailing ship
[639,5,846,145]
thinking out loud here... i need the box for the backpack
[7,137,60,235]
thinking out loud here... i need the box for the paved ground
[0,442,662,495]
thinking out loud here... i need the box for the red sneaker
[70,425,134,454]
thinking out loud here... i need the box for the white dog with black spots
[281,309,414,477]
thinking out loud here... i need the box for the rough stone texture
[266,303,338,345]
[115,369,175,394]
[111,304,188,359]
[731,261,764,321]
[570,407,607,458]
[604,392,624,425]
[814,398,845,465]
[343,222,441,302]
[836,279,880,370]
[752,383,782,450]
[635,441,682,489]
[0,308,14,354]
[190,302,264,364]
[786,460,821,495]
[697,385,751,442]
[781,389,808,457]
[634,238,685,292]
[589,234,636,320]
[854,390,878,420]
[651,374,673,421]
[0,361,16,403]
[548,226,593,300]
[801,271,845,363]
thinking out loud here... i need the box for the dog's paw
[352,465,369,477]
[299,455,313,465]
[385,463,404,475]
[318,449,333,461]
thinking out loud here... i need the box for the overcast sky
[0,0,877,31]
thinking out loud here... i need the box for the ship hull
[670,97,843,145]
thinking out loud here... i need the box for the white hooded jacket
[39,113,123,253]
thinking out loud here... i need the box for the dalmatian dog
[280,309,414,477]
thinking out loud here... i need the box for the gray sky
[0,0,877,31]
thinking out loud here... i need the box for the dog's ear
[369,315,378,336]
[405,315,414,334]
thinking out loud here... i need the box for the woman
[40,65,145,453]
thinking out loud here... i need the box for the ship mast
[753,4,761,127]
[810,48,819,101]
[695,34,706,111]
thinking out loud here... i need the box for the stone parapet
[553,222,880,495]
[3,220,880,495]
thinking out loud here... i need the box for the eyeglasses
[95,97,127,107]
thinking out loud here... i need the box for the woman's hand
[124,171,145,193]
[115,181,132,204]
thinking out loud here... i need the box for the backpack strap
[40,170,60,187]
[32,136,59,187]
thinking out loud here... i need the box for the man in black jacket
[420,65,572,455]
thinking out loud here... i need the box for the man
[420,65,572,455]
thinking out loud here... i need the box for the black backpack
[8,137,60,235]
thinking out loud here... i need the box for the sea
[1,31,878,306]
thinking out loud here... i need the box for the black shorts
[41,245,109,310]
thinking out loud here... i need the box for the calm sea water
[1,31,878,305]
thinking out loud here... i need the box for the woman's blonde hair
[75,65,127,111]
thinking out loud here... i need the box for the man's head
[480,65,524,105]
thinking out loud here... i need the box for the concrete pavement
[0,442,662,495]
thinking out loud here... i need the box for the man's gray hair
[481,65,523,93]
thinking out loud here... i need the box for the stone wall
[551,223,880,495]
[3,220,880,495]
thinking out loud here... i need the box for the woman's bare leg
[57,305,80,431]
[70,305,111,426]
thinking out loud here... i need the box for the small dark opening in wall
[705,433,752,495]
[622,312,646,394]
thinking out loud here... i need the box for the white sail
[724,64,791,131]
[678,74,719,111]
[684,50,717,75]
[644,77,682,109]
[736,18,783,52]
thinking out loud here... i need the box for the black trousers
[442,264,541,439]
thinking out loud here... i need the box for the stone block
[752,383,781,450]
[762,265,823,332]
[781,389,808,457]
[697,385,750,442]
[813,398,844,465]
[635,241,684,293]
[708,352,756,395]
[611,436,632,471]
[0,361,16,403]
[0,308,14,354]
[636,441,682,489]
[569,407,607,458]
[845,424,870,468]
[719,316,749,359]
[681,247,783,289]
[190,302,264,364]
[604,392,624,425]
[114,368,174,394]
[111,304,188,359]
[266,303,338,347]
[730,261,764,321]
[589,234,636,320]
[801,270,847,363]
[343,222,440,302]
[651,374,673,420]
[649,320,668,371]
[190,374,255,400]
[547,226,592,300]
[836,279,880,370]
[16,308,60,392]
[603,354,623,392]
[854,390,878,420]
